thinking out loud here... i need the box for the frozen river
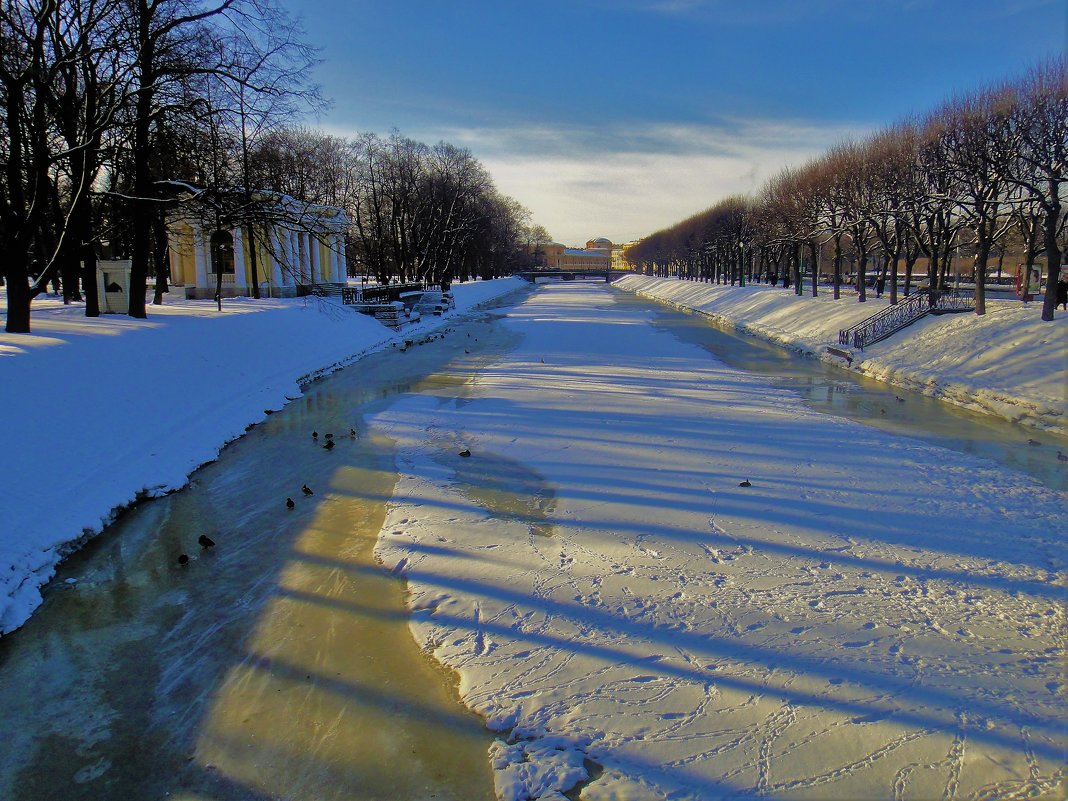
[0,282,1063,800]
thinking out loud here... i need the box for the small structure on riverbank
[165,185,350,299]
[95,259,133,313]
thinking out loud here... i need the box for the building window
[210,230,235,275]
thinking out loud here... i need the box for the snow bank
[613,275,1067,434]
[0,278,527,636]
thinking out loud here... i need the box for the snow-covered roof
[162,182,350,232]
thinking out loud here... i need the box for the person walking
[1057,275,1067,311]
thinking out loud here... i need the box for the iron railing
[839,289,974,350]
[340,282,422,305]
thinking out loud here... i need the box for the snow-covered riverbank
[612,274,1067,435]
[0,278,528,636]
[372,282,1066,800]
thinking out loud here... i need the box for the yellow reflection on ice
[194,461,494,801]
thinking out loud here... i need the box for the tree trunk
[856,243,867,302]
[793,244,802,295]
[66,193,93,310]
[926,227,938,290]
[60,247,82,303]
[152,205,170,305]
[216,261,224,312]
[888,242,902,306]
[246,223,261,298]
[128,2,153,319]
[832,236,842,300]
[808,241,818,297]
[973,240,989,317]
[4,256,33,333]
[82,241,100,318]
[875,256,888,299]
[1040,182,1062,322]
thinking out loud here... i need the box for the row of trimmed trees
[625,59,1066,321]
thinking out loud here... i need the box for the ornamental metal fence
[839,289,974,350]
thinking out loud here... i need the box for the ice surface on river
[373,283,1066,800]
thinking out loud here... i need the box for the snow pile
[613,274,1067,433]
[0,277,526,636]
[372,283,1066,800]
[491,737,589,801]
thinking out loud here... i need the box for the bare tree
[0,0,65,333]
[865,125,920,305]
[936,86,1018,315]
[835,141,879,302]
[1007,58,1067,321]
[122,0,319,318]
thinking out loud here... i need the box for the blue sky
[288,0,1067,246]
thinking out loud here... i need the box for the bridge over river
[514,268,630,283]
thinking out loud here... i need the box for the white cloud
[441,118,869,246]
[607,0,864,25]
[314,116,870,247]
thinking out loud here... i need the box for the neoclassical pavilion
[166,188,350,299]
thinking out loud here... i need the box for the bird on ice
[198,534,215,549]
[302,484,314,496]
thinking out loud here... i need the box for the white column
[287,231,300,283]
[299,232,310,282]
[274,230,285,287]
[309,235,319,283]
[232,227,247,289]
[168,232,183,285]
[270,228,284,289]
[193,226,209,290]
[338,235,347,281]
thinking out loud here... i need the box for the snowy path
[372,283,1066,800]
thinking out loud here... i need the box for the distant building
[585,237,613,256]
[524,237,613,272]
[612,241,640,272]
[528,242,566,269]
[166,187,350,299]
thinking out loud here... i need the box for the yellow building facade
[525,237,613,271]
[167,190,350,299]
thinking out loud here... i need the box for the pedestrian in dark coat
[1057,275,1067,310]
